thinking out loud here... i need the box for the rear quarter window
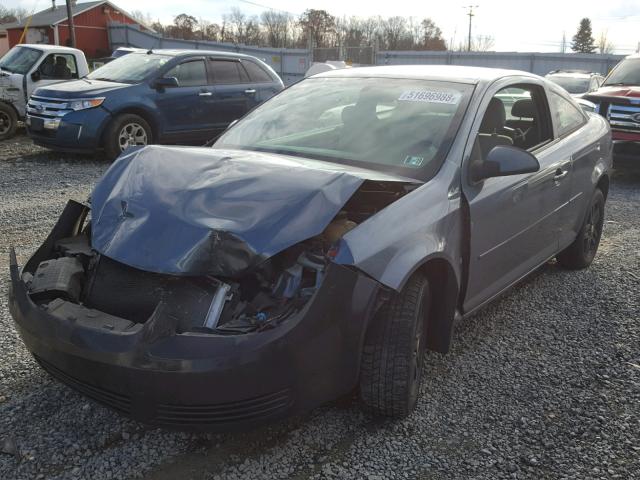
[242,61,273,83]
[548,90,587,137]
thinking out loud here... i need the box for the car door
[462,80,573,313]
[239,59,281,109]
[155,57,216,142]
[28,53,81,97]
[547,87,600,247]
[209,58,252,135]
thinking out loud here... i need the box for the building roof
[2,1,123,29]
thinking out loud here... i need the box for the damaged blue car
[9,66,612,430]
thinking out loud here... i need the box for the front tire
[104,114,152,160]
[557,188,605,270]
[0,103,17,140]
[359,273,430,417]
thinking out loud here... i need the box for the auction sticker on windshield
[398,90,461,104]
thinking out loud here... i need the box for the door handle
[554,169,569,181]
[198,91,212,96]
[244,89,256,94]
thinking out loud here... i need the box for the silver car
[9,66,612,429]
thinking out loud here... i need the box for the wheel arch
[0,100,20,118]
[415,256,460,354]
[596,173,609,200]
[104,107,159,145]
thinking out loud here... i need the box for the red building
[4,1,150,58]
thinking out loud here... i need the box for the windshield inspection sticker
[398,90,461,104]
[404,155,425,167]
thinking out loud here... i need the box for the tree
[421,18,446,50]
[261,11,291,48]
[171,13,198,39]
[597,30,615,55]
[0,5,28,24]
[473,35,495,52]
[381,16,407,50]
[299,9,336,48]
[571,18,596,53]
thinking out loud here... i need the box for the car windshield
[87,53,170,83]
[547,76,590,94]
[604,58,640,86]
[0,46,42,74]
[215,77,473,181]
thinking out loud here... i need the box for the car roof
[313,65,540,84]
[16,44,81,53]
[144,49,260,61]
[547,72,592,78]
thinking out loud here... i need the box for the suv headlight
[67,98,105,111]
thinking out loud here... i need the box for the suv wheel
[104,114,152,160]
[557,188,605,269]
[359,272,430,417]
[0,103,17,140]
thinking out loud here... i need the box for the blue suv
[25,50,284,158]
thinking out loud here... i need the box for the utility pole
[464,5,478,52]
[65,0,76,47]
[561,31,566,54]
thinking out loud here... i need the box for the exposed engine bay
[24,181,413,335]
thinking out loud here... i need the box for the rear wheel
[0,103,17,140]
[104,114,152,160]
[359,273,429,417]
[557,188,605,269]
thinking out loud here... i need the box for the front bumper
[8,253,379,432]
[26,107,111,153]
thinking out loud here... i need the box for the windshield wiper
[91,77,115,82]
[603,82,635,87]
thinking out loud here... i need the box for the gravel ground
[0,134,639,480]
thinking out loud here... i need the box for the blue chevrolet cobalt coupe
[25,49,284,158]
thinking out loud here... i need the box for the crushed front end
[8,200,383,430]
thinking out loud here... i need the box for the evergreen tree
[571,18,596,53]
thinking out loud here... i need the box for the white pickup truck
[0,44,89,140]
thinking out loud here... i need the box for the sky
[8,0,640,54]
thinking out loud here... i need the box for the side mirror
[31,71,41,82]
[153,77,179,89]
[472,145,540,181]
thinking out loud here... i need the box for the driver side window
[165,60,207,87]
[473,84,553,163]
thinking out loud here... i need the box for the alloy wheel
[118,122,148,152]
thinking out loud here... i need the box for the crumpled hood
[34,79,130,98]
[91,145,412,276]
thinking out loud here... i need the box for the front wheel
[0,103,17,140]
[104,114,152,160]
[359,273,430,417]
[557,188,605,269]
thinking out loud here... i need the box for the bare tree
[223,7,245,44]
[0,5,28,23]
[299,9,336,48]
[472,35,495,52]
[129,10,153,26]
[261,11,291,48]
[597,30,615,54]
[421,18,446,50]
[381,16,407,50]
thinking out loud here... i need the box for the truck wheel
[0,103,17,140]
[557,188,605,270]
[359,272,430,417]
[104,114,152,160]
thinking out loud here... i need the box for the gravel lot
[0,133,639,480]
